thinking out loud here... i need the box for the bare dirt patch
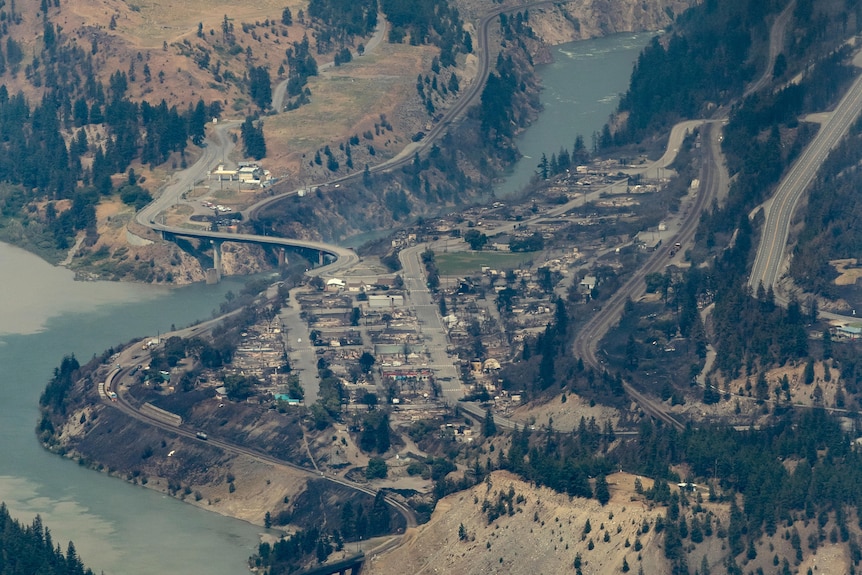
[831,258,862,286]
[510,393,621,432]
[192,455,310,526]
[687,359,845,426]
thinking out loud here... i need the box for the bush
[366,457,388,479]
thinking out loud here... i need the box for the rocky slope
[527,0,693,45]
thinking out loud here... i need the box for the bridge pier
[319,250,324,266]
[207,239,223,284]
[277,248,286,267]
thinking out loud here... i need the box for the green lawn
[435,251,534,276]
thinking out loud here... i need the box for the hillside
[366,471,698,575]
[0,0,694,282]
[4,0,308,108]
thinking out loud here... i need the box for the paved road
[149,222,360,277]
[246,0,563,221]
[279,294,322,404]
[395,117,712,430]
[399,243,463,402]
[618,119,708,179]
[133,118,359,276]
[744,0,795,97]
[136,119,239,229]
[749,71,862,293]
[570,122,728,431]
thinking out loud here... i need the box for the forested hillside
[610,0,860,145]
[0,505,95,575]
[790,117,862,298]
[579,0,862,408]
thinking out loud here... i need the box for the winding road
[566,2,803,431]
[749,71,862,294]
[569,123,726,432]
[140,3,561,276]
[246,0,562,221]
[121,1,574,541]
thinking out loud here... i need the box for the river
[0,242,262,575]
[0,28,652,575]
[495,31,657,197]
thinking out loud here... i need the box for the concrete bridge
[151,222,358,282]
[132,125,358,284]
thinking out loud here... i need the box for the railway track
[571,123,726,432]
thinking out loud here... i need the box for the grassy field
[435,251,534,276]
[264,41,432,164]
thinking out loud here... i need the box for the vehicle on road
[196,432,208,440]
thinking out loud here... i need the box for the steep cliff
[527,0,694,46]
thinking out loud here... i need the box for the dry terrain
[48,0,691,284]
[365,470,672,575]
[832,258,862,286]
[510,392,622,432]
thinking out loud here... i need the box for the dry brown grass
[264,42,436,173]
[831,258,862,286]
[45,0,317,109]
[364,470,676,575]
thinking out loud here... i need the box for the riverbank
[26,0,699,558]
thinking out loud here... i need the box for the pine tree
[483,408,497,437]
[595,474,610,505]
[803,358,815,385]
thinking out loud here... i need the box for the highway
[564,4,801,431]
[569,123,728,432]
[749,71,862,293]
[137,3,561,279]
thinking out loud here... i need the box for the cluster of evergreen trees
[284,36,318,108]
[415,58,460,117]
[0,506,95,575]
[479,59,519,140]
[247,66,272,109]
[381,0,470,66]
[536,136,589,180]
[500,298,627,405]
[254,491,392,572]
[307,0,377,41]
[501,420,615,501]
[613,0,769,144]
[0,84,218,252]
[241,116,267,160]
